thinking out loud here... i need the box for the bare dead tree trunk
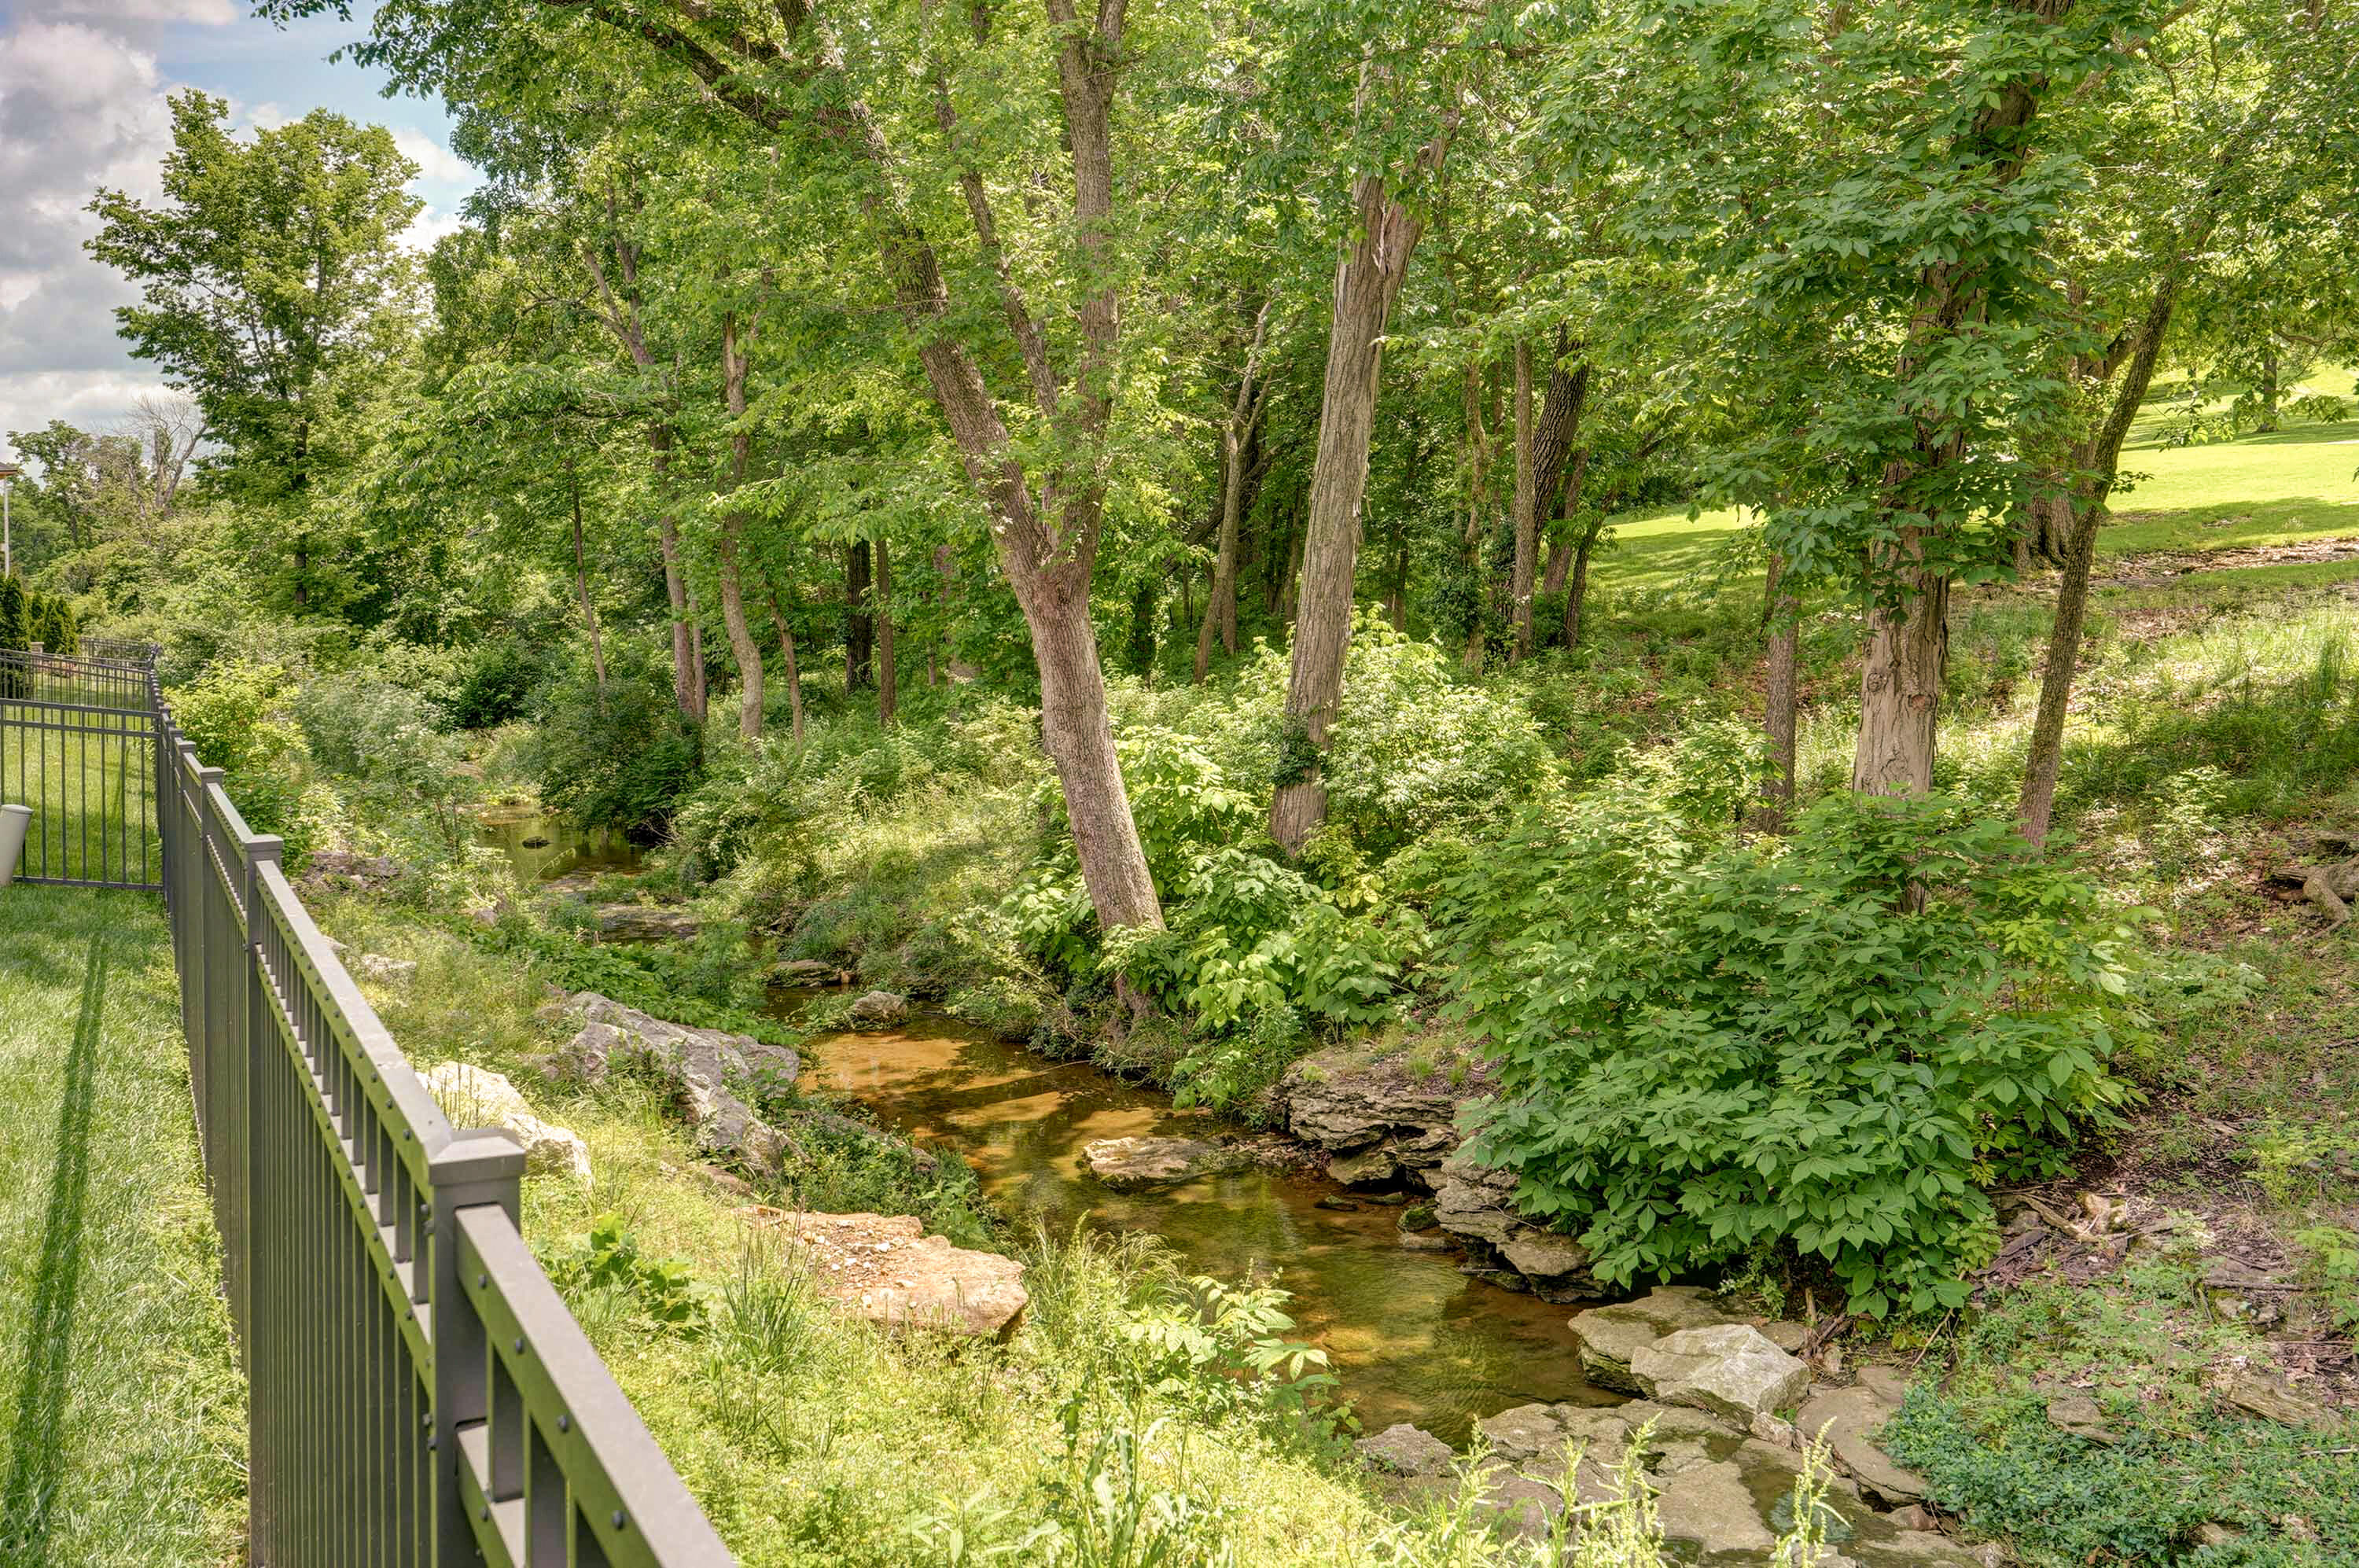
[876,532,897,724]
[718,311,766,739]
[1272,127,1447,853]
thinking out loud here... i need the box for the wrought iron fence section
[91,644,739,1568]
[0,655,161,889]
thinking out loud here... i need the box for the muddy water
[799,1011,1613,1442]
[473,807,643,885]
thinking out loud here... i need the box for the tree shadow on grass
[0,929,109,1564]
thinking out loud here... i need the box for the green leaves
[1437,786,2138,1316]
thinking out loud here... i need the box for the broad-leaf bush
[1429,775,2138,1317]
[535,650,701,837]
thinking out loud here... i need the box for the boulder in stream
[848,989,910,1027]
[1357,1423,1454,1477]
[594,904,700,940]
[1566,1286,1739,1393]
[1081,1136,1247,1189]
[1429,1155,1606,1302]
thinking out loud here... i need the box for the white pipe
[0,804,30,887]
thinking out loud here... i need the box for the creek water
[793,1008,1614,1442]
[473,806,643,885]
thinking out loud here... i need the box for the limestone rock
[771,958,841,983]
[1282,1049,1467,1181]
[1428,1155,1604,1302]
[1798,1382,1931,1504]
[1471,1463,1562,1540]
[746,1208,1026,1337]
[2042,1391,2120,1446]
[848,989,910,1027]
[1655,1458,1778,1555]
[1081,1136,1245,1189]
[2217,1368,2338,1431]
[1357,1423,1454,1478]
[298,851,404,896]
[420,1062,591,1182]
[1477,1403,1570,1464]
[355,953,418,984]
[1327,1146,1400,1187]
[1632,1324,1811,1423]
[1567,1286,1736,1393]
[555,992,800,1169]
[1399,1228,1455,1253]
[593,904,700,940]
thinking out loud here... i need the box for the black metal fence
[3,646,735,1566]
[0,649,162,889]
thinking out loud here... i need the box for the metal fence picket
[5,643,737,1567]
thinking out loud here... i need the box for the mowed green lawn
[0,886,244,1566]
[1595,362,2359,591]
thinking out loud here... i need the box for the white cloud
[392,127,473,184]
[0,370,176,450]
[47,0,237,24]
[399,203,469,256]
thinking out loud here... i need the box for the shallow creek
[473,806,642,885]
[793,1008,1615,1443]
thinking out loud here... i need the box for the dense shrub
[294,670,479,849]
[167,658,318,852]
[535,656,700,837]
[1428,761,2138,1317]
[444,639,543,729]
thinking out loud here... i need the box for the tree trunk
[656,508,707,723]
[1756,553,1798,834]
[766,583,806,745]
[2255,347,2281,432]
[876,533,897,724]
[1850,526,1949,795]
[1195,304,1270,682]
[1386,539,1409,631]
[2019,274,2181,844]
[1457,359,1496,674]
[1272,150,1442,853]
[845,540,874,691]
[1850,0,2071,797]
[1563,516,1600,649]
[569,465,609,709]
[1543,448,1591,598]
[1510,337,1538,661]
[718,312,765,739]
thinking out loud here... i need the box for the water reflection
[473,807,643,885]
[804,1013,1613,1441]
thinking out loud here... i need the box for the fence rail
[0,650,162,888]
[3,646,735,1566]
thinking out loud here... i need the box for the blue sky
[0,2,481,453]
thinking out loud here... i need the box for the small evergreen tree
[0,576,28,652]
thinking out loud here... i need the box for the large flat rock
[1567,1286,1737,1393]
[1798,1382,1931,1504]
[1632,1324,1812,1423]
[1080,1136,1246,1188]
[745,1208,1026,1337]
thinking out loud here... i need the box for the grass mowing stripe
[0,888,243,1566]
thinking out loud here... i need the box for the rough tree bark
[1852,0,2071,797]
[1271,109,1449,852]
[845,540,873,692]
[620,0,1164,932]
[717,311,765,739]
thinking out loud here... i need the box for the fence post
[429,1134,525,1568]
